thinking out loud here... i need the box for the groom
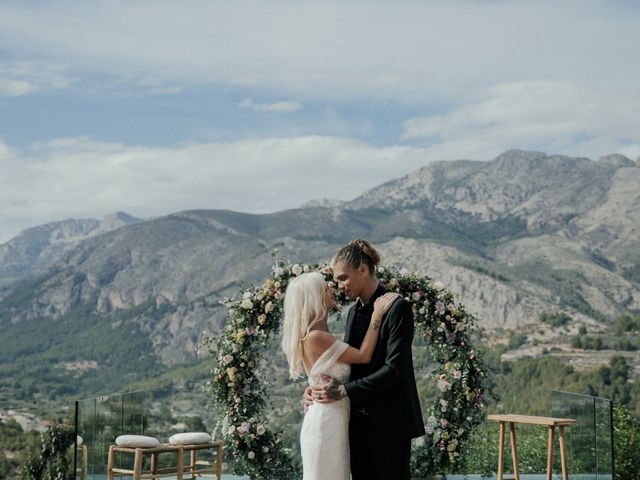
[308,239,425,479]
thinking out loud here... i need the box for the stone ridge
[1,149,638,369]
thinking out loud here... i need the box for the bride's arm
[306,293,399,364]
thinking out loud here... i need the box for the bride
[281,271,398,480]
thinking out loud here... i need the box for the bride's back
[301,329,351,385]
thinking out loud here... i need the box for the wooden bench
[107,441,223,480]
[488,414,576,480]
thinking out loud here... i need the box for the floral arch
[205,260,487,479]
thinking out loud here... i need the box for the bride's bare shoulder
[304,330,336,354]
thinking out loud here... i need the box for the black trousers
[349,415,411,480]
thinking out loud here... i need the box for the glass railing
[73,388,223,480]
[551,390,614,480]
[74,388,614,479]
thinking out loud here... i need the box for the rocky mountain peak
[0,212,141,287]
[300,198,345,209]
[598,153,634,167]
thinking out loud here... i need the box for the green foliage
[539,311,572,327]
[22,422,75,480]
[612,315,640,335]
[507,333,527,350]
[575,335,605,350]
[621,264,640,284]
[0,419,37,478]
[589,250,615,271]
[614,403,640,480]
[459,262,510,282]
[0,298,166,403]
[462,422,551,476]
[563,295,608,322]
[487,354,640,417]
[571,336,583,348]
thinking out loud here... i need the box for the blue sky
[1,0,639,242]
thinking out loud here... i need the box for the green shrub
[21,422,75,480]
[507,333,527,350]
[614,403,640,480]
[539,311,572,327]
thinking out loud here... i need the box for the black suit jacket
[343,286,425,441]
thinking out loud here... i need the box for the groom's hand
[312,375,347,403]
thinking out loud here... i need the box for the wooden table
[107,441,223,479]
[488,414,576,480]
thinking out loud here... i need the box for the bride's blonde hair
[281,272,327,380]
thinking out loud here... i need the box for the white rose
[228,425,236,434]
[433,281,445,291]
[291,264,303,276]
[242,291,252,300]
[377,266,385,273]
[248,451,255,459]
[273,267,284,277]
[263,446,269,453]
[414,436,425,446]
[222,354,233,365]
[241,298,253,309]
[256,425,266,435]
[411,292,421,301]
[264,302,274,313]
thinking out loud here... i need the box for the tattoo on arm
[326,383,347,400]
[371,318,381,331]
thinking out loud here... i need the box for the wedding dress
[300,339,351,480]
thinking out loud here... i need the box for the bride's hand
[303,386,313,413]
[373,292,401,319]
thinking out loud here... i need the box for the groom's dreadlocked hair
[332,239,381,276]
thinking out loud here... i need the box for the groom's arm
[342,298,414,406]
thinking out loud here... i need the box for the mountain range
[1,149,639,402]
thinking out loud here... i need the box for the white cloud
[0,60,72,96]
[0,79,37,96]
[0,1,637,103]
[0,135,431,243]
[402,81,640,161]
[238,97,303,112]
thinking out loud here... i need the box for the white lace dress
[300,340,351,480]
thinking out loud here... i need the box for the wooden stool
[488,414,576,480]
[75,444,88,480]
[107,441,223,479]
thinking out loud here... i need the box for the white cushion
[169,432,212,445]
[115,435,160,448]
[77,435,83,446]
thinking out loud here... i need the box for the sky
[1,0,639,243]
